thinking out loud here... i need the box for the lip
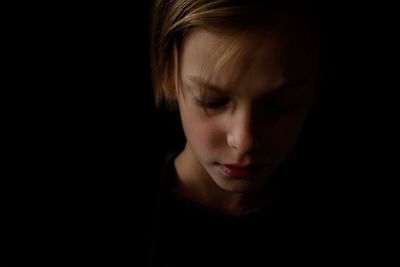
[219,164,265,178]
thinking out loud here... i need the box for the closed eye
[266,103,299,113]
[194,98,229,109]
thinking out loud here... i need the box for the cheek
[267,112,307,154]
[179,105,226,152]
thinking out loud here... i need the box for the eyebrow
[187,75,310,96]
[188,76,227,93]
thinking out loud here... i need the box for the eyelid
[193,97,229,109]
[267,103,300,113]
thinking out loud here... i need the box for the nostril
[226,106,258,154]
[227,130,255,155]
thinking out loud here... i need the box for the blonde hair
[150,0,315,107]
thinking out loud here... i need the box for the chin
[215,178,258,194]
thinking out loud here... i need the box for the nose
[227,106,258,155]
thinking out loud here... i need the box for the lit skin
[173,24,318,214]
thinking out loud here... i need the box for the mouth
[218,163,265,179]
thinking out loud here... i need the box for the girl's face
[175,26,318,194]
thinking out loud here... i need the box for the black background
[10,1,394,264]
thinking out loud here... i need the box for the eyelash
[194,98,298,113]
[194,98,229,109]
[266,104,298,113]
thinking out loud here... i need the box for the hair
[150,0,320,108]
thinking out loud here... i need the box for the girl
[149,0,325,265]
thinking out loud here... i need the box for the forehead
[179,27,317,94]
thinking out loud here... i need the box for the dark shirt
[148,153,332,266]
